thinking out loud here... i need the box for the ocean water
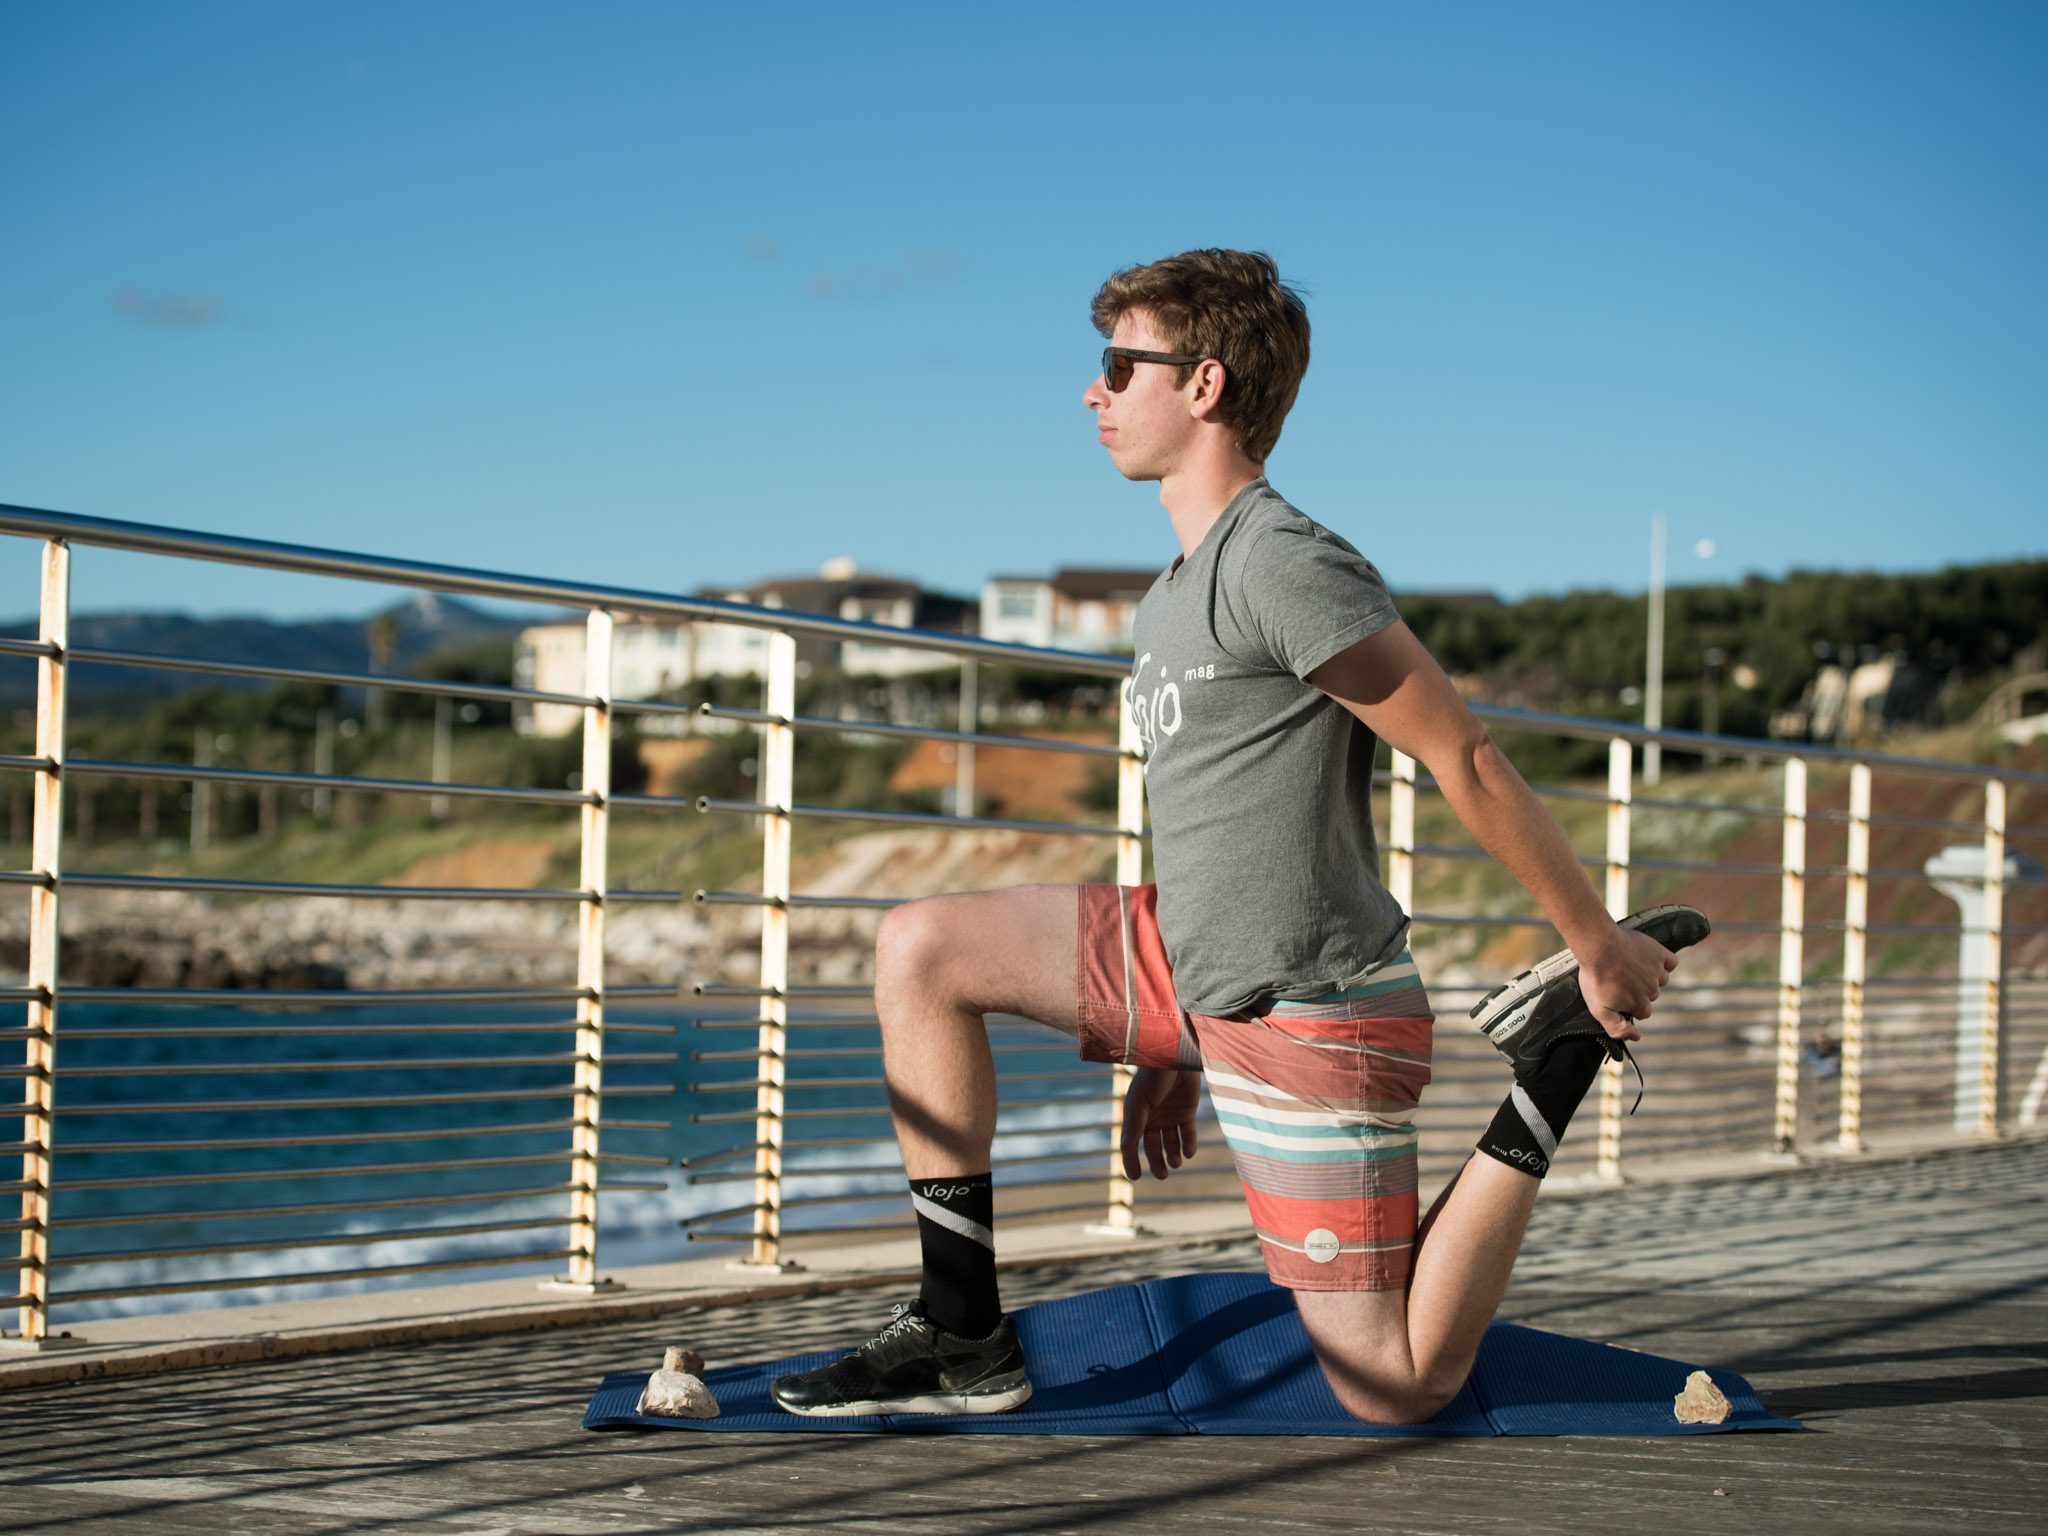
[30,1000,1120,1324]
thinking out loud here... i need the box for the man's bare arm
[1307,621,1674,1034]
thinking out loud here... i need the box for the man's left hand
[1577,926,1681,1041]
[1119,1067,1203,1182]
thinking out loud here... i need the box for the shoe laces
[858,1301,928,1355]
[1616,1041,1645,1115]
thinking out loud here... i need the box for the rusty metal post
[1595,737,1632,1183]
[552,607,614,1291]
[1092,681,1149,1237]
[1837,764,1871,1153]
[741,631,798,1269]
[1773,758,1807,1155]
[15,540,69,1344]
[955,658,978,818]
[1980,780,2006,1136]
[1388,750,1416,917]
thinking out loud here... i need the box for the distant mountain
[0,594,545,712]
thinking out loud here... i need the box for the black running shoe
[770,1300,1033,1417]
[1468,904,1712,1108]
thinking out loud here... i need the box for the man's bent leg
[1300,1029,1612,1420]
[771,884,1082,1417]
[1296,1158,1538,1422]
[1194,954,1554,1425]
[874,884,1083,1177]
[879,883,1083,1337]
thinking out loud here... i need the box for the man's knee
[1322,1363,1459,1427]
[1327,1368,1458,1433]
[875,897,961,999]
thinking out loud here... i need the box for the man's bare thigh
[880,883,1083,1038]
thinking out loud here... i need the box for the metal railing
[3,500,2045,1343]
[0,503,1133,1343]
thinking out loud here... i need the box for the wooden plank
[4,1139,2046,1535]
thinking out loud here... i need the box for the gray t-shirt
[1124,478,1410,1017]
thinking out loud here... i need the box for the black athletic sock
[909,1172,1000,1338]
[1476,1036,1608,1178]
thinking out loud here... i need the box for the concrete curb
[0,1219,1255,1393]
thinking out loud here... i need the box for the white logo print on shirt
[1125,653,1181,771]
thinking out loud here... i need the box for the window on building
[996,590,1039,618]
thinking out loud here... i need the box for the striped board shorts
[1076,882,1433,1292]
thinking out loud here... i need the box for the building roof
[986,568,1162,597]
[1050,567,1160,601]
[695,573,955,607]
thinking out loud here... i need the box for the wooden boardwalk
[7,1138,2048,1535]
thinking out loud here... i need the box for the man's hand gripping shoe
[1469,904,1712,1110]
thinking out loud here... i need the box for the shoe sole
[1469,903,1711,1047]
[773,1376,1034,1418]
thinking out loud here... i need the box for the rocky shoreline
[11,888,733,993]
[8,828,1109,996]
[9,825,1794,999]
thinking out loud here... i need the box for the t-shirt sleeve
[1227,523,1402,681]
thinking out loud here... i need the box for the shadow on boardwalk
[6,1140,2047,1536]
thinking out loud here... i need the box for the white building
[513,619,704,738]
[514,559,974,735]
[980,568,1157,653]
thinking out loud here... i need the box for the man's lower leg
[1475,1034,1607,1178]
[768,927,1033,1415]
[910,1171,1001,1337]
[876,943,1007,1332]
[1395,1037,1608,1394]
[1397,1155,1540,1398]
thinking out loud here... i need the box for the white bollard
[1923,844,2042,1133]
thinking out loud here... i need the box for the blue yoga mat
[583,1271,1799,1437]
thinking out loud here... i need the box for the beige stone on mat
[663,1346,706,1376]
[1672,1369,1731,1425]
[637,1369,720,1419]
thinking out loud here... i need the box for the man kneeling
[771,248,1683,1424]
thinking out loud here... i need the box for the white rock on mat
[663,1346,706,1376]
[1672,1369,1731,1425]
[637,1370,720,1419]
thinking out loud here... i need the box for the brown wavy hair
[1090,248,1310,463]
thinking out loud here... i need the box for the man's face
[1083,310,1201,483]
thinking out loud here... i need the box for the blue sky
[2,0,2043,621]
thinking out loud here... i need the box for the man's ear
[1186,359,1229,421]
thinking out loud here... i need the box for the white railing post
[1980,780,2005,1136]
[1837,764,1871,1153]
[1388,750,1416,917]
[555,608,613,1291]
[1774,758,1807,1155]
[13,541,68,1345]
[1094,683,1149,1237]
[1596,737,1632,1183]
[745,631,798,1268]
[955,658,978,818]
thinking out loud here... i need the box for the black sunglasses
[1101,346,1205,392]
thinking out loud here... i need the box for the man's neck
[1162,455,1265,563]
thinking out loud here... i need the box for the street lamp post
[1645,515,1667,785]
[1702,646,1727,763]
[1643,515,1716,786]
